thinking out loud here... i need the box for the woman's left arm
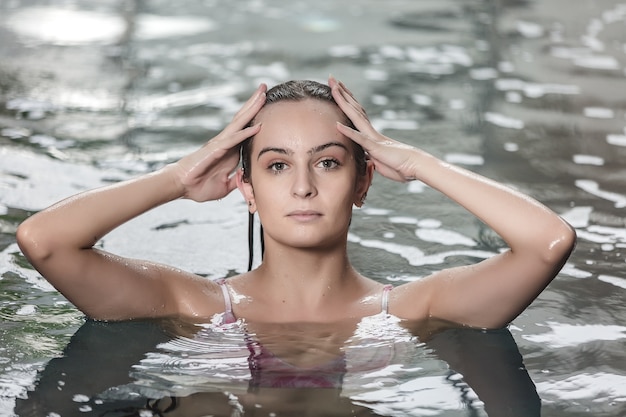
[330,77,576,328]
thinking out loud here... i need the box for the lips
[287,210,322,221]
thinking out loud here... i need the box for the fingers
[329,78,371,134]
[332,77,365,115]
[211,84,266,154]
[336,121,369,148]
[237,83,267,117]
[212,122,262,159]
[329,76,362,112]
[224,83,267,134]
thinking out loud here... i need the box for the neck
[253,239,360,312]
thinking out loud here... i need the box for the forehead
[252,99,350,151]
[256,98,344,122]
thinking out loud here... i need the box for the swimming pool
[1,0,625,415]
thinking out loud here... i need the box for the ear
[236,168,256,213]
[354,160,374,208]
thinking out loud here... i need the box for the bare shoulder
[77,256,229,322]
[161,266,228,320]
[386,275,437,321]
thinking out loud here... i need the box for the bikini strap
[216,278,237,324]
[381,284,393,315]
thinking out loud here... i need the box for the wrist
[156,164,187,201]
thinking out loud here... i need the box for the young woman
[16,77,576,330]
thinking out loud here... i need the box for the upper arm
[19,239,221,321]
[392,234,574,328]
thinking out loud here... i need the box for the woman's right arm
[16,84,267,321]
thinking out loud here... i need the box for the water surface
[1,0,625,416]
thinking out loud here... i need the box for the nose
[291,166,317,199]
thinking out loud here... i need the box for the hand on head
[329,76,419,183]
[173,83,267,202]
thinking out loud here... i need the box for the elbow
[543,219,577,266]
[16,218,54,264]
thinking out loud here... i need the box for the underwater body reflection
[15,318,540,417]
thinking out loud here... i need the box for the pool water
[1,0,625,416]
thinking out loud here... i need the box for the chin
[272,230,348,251]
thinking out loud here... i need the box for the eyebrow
[257,141,348,160]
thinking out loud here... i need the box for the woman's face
[239,99,371,250]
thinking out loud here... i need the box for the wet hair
[241,80,367,182]
[240,80,368,271]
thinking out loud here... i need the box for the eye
[269,161,287,172]
[318,158,340,170]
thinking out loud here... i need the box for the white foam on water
[575,179,626,208]
[503,142,519,151]
[348,234,425,265]
[559,262,593,279]
[469,67,498,80]
[573,154,604,166]
[411,94,433,106]
[484,112,524,129]
[388,216,419,225]
[516,20,544,38]
[448,99,465,110]
[380,45,406,60]
[417,219,442,229]
[506,91,523,103]
[598,274,626,289]
[5,7,126,45]
[370,118,419,132]
[371,95,389,105]
[607,134,626,146]
[407,181,427,194]
[583,107,615,119]
[523,322,626,348]
[498,61,515,73]
[361,207,392,216]
[328,44,361,58]
[495,78,580,98]
[574,55,620,70]
[415,228,476,247]
[560,206,592,228]
[364,68,389,81]
[535,372,626,403]
[15,305,37,316]
[135,14,216,40]
[351,375,481,416]
[444,153,484,166]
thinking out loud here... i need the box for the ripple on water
[415,228,477,247]
[583,107,615,119]
[523,322,626,348]
[575,180,626,208]
[598,274,626,290]
[0,364,41,413]
[444,153,484,166]
[484,112,524,130]
[573,154,605,166]
[536,372,626,410]
[607,133,626,147]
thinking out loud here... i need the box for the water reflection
[1,0,626,415]
[15,319,540,417]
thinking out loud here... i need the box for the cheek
[328,178,360,208]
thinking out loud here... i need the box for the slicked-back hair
[240,80,367,182]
